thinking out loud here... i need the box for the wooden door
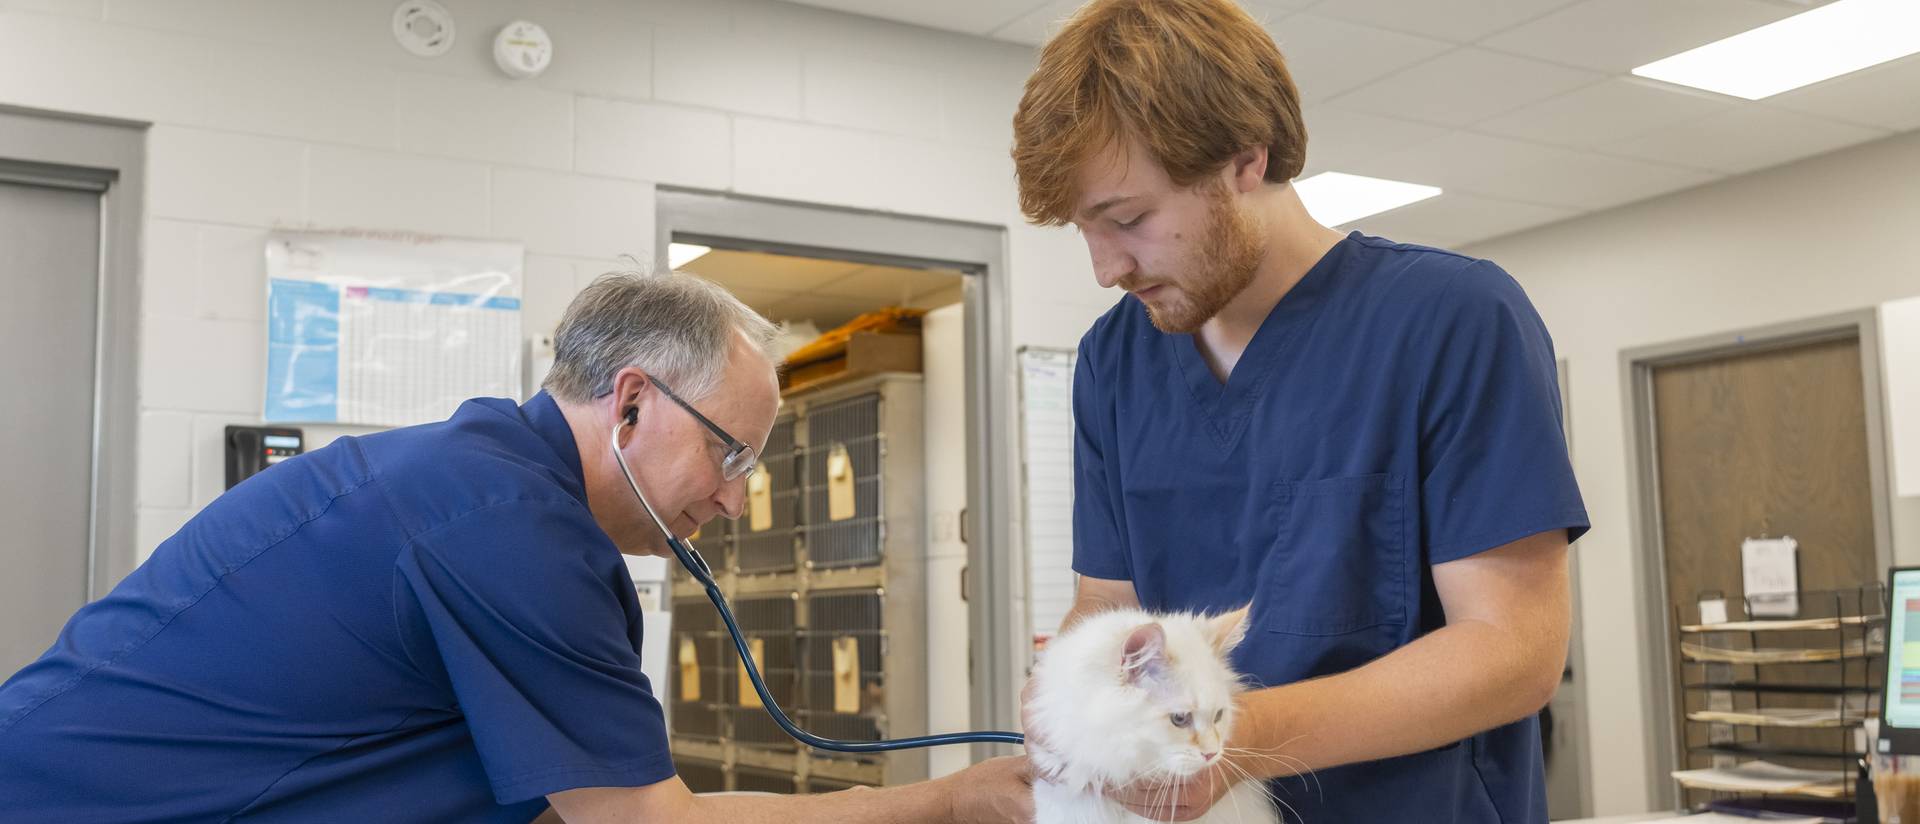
[1653,335,1879,785]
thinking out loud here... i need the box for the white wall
[1463,129,1920,815]
[0,0,1112,559]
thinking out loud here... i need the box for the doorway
[1626,312,1896,809]
[0,106,145,679]
[653,190,1019,782]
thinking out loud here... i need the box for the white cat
[1026,607,1283,824]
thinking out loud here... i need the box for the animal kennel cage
[665,373,928,792]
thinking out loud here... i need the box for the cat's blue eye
[1169,712,1192,728]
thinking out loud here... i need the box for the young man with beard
[1012,1,1588,821]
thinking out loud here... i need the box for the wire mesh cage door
[736,416,800,575]
[729,592,803,751]
[798,588,888,742]
[803,394,885,570]
[669,597,732,742]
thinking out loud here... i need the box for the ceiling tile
[1357,130,1720,209]
[726,286,795,321]
[782,0,1052,36]
[988,0,1083,46]
[767,293,869,329]
[1327,48,1604,127]
[679,249,866,293]
[1764,52,1920,132]
[1346,192,1581,247]
[1302,107,1453,175]
[1603,105,1891,174]
[1264,13,1455,103]
[1476,77,1735,148]
[990,0,1312,47]
[816,265,966,302]
[1479,0,1803,73]
[1306,0,1583,44]
[1359,228,1471,249]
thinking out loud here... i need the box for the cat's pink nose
[1202,751,1219,762]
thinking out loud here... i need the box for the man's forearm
[1229,618,1564,779]
[689,780,954,824]
[551,774,957,824]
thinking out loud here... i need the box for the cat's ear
[1120,622,1168,685]
[1208,605,1251,655]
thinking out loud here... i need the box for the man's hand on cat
[1104,759,1238,822]
[946,755,1036,824]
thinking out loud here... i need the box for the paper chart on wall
[264,231,524,427]
[1020,347,1077,649]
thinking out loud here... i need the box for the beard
[1124,185,1265,334]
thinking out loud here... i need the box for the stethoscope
[612,410,1025,752]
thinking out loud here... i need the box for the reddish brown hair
[1012,0,1307,226]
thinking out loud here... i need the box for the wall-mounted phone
[225,425,304,489]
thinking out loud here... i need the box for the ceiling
[679,248,965,330]
[779,0,1920,247]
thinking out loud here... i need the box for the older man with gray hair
[0,272,1033,823]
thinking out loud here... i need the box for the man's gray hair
[543,270,780,404]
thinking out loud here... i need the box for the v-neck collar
[1171,232,1357,448]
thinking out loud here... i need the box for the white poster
[264,231,524,427]
[1020,347,1078,649]
[1742,536,1800,619]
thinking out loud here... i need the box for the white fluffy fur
[1028,607,1278,824]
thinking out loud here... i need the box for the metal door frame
[1622,309,1894,809]
[1552,356,1596,819]
[0,104,147,599]
[654,189,1023,760]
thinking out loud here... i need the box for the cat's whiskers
[1218,757,1303,824]
[1224,740,1322,797]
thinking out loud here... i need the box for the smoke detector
[494,21,553,79]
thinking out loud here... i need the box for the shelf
[1686,708,1868,728]
[1681,639,1884,664]
[1685,681,1877,695]
[1673,761,1852,800]
[1690,742,1862,760]
[1679,615,1885,634]
[1674,779,1852,801]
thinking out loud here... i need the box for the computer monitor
[1880,567,1920,755]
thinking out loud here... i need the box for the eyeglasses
[651,377,759,482]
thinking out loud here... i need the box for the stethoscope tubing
[612,417,1025,752]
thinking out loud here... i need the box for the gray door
[0,178,102,678]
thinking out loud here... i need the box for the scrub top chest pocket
[1259,473,1407,639]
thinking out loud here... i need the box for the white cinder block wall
[0,0,1111,561]
[1463,129,1920,816]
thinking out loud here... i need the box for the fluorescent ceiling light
[668,242,712,269]
[1294,172,1442,227]
[1632,0,1920,100]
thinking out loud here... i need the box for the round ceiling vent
[392,0,456,58]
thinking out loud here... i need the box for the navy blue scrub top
[0,392,673,822]
[1072,233,1589,823]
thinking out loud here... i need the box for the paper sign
[1699,597,1729,626]
[748,470,772,532]
[828,443,856,522]
[1742,536,1800,618]
[738,637,766,708]
[832,636,862,714]
[677,637,700,702]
